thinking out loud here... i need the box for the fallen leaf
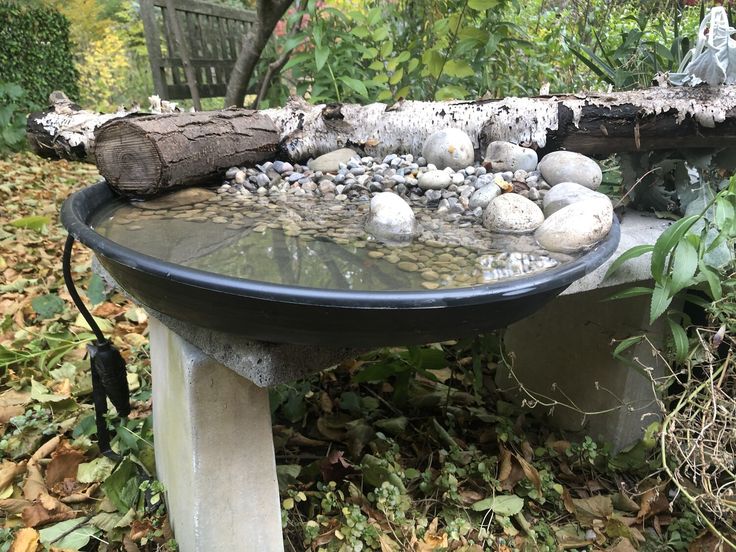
[0,498,33,514]
[0,389,31,423]
[8,527,39,552]
[572,495,614,526]
[129,519,154,541]
[688,532,736,552]
[23,463,46,501]
[21,494,75,528]
[45,445,86,488]
[320,450,354,482]
[515,453,542,496]
[0,460,27,494]
[636,487,670,521]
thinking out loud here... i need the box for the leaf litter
[0,153,727,551]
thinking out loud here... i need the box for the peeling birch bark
[28,85,736,192]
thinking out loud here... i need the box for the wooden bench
[140,0,257,107]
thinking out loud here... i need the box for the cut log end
[95,123,164,195]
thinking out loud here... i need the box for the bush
[0,2,79,107]
[0,82,29,155]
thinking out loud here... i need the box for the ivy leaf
[468,0,500,10]
[339,76,368,98]
[102,459,140,512]
[31,293,65,319]
[472,494,524,516]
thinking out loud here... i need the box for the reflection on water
[92,193,568,291]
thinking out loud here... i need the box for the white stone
[418,169,452,190]
[308,148,358,173]
[543,181,611,216]
[538,151,603,189]
[421,128,475,170]
[365,192,416,242]
[535,198,613,253]
[150,318,284,552]
[483,193,544,234]
[469,183,502,210]
[484,141,538,172]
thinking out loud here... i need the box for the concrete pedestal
[149,318,284,552]
[501,212,673,450]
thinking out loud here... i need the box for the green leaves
[10,215,51,232]
[31,293,65,319]
[468,0,501,10]
[650,215,699,284]
[472,494,524,516]
[605,245,653,279]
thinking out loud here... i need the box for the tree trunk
[223,0,294,108]
[94,110,279,196]
[29,85,736,195]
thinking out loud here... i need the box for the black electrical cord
[63,234,130,459]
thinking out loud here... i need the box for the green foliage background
[0,1,79,107]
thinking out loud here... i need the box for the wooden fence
[140,0,257,106]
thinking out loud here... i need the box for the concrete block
[564,211,671,295]
[150,318,284,552]
[501,284,666,451]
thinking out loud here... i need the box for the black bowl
[61,182,620,347]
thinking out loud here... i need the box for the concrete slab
[150,318,284,552]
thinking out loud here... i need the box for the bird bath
[62,181,619,347]
[61,179,620,551]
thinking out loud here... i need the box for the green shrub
[0,2,79,107]
[0,82,29,155]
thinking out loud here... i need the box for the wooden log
[93,109,279,196]
[29,85,736,196]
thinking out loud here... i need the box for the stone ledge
[563,211,671,295]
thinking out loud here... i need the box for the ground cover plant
[0,152,734,551]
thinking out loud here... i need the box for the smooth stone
[418,169,452,190]
[422,128,475,171]
[538,151,602,189]
[542,182,611,216]
[308,148,358,173]
[535,198,613,253]
[421,281,440,290]
[421,270,440,281]
[484,141,538,172]
[365,192,416,243]
[235,171,247,184]
[397,261,419,272]
[483,193,544,234]
[468,183,502,210]
[134,188,215,210]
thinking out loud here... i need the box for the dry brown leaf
[0,390,31,424]
[31,436,61,462]
[129,519,154,541]
[0,499,33,515]
[414,517,448,551]
[8,527,39,552]
[0,460,27,493]
[122,536,141,552]
[515,453,542,497]
[23,463,46,501]
[50,379,71,398]
[562,487,576,514]
[379,533,399,552]
[636,487,670,521]
[21,494,75,528]
[688,532,736,552]
[498,447,512,483]
[572,495,614,526]
[45,446,86,488]
[59,483,98,504]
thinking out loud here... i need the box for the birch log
[27,85,736,195]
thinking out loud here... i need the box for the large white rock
[483,193,544,234]
[543,181,611,216]
[422,128,475,170]
[535,198,613,253]
[418,169,452,190]
[538,151,603,189]
[307,148,358,173]
[484,141,538,172]
[365,192,416,242]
